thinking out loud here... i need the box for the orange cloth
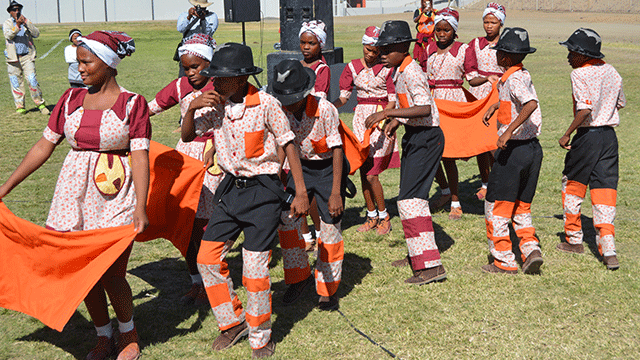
[339,120,372,175]
[0,140,206,331]
[436,85,499,158]
[135,141,206,256]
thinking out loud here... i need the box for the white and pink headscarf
[361,26,380,46]
[434,7,459,33]
[77,31,135,69]
[178,33,216,61]
[299,20,327,49]
[483,2,506,25]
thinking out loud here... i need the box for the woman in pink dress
[464,3,506,200]
[0,31,149,360]
[334,26,399,235]
[148,33,223,307]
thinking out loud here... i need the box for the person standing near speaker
[176,0,218,77]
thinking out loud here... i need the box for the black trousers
[398,126,444,201]
[563,126,618,190]
[486,138,543,204]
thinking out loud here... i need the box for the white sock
[367,209,378,218]
[441,188,451,196]
[95,323,113,338]
[190,274,202,284]
[378,209,389,219]
[302,232,313,243]
[451,201,461,208]
[315,230,322,239]
[481,182,488,189]
[603,250,616,257]
[118,318,134,334]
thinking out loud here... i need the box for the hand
[203,147,215,168]
[483,103,498,127]
[132,207,149,234]
[365,111,386,129]
[558,135,571,150]
[187,7,196,19]
[190,90,225,111]
[328,193,343,218]
[384,118,401,138]
[289,193,310,219]
[496,131,511,150]
[16,15,25,26]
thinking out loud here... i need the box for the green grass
[1,13,640,360]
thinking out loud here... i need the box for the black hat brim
[493,44,537,54]
[559,41,604,59]
[200,66,263,78]
[375,38,417,47]
[7,3,23,12]
[269,67,316,106]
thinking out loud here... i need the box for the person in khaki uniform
[3,0,48,114]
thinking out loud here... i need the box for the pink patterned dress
[465,37,504,99]
[339,59,400,175]
[309,56,331,99]
[422,40,471,102]
[43,87,152,231]
[148,77,223,220]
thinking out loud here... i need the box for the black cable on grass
[337,309,399,359]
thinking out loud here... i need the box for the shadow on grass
[429,175,486,216]
[270,252,372,344]
[555,214,602,259]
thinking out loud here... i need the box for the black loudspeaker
[224,0,261,22]
[279,0,334,51]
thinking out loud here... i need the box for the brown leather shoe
[481,263,517,274]
[318,294,339,311]
[522,250,544,274]
[431,193,451,210]
[116,328,140,360]
[404,265,447,285]
[604,255,620,270]
[252,340,276,358]
[181,283,204,304]
[556,242,584,254]
[391,255,410,267]
[282,275,313,305]
[357,216,378,232]
[194,284,210,306]
[212,321,249,351]
[86,336,116,360]
[376,216,391,235]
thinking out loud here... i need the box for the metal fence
[467,0,640,13]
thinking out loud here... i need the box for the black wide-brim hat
[376,20,417,47]
[559,28,604,59]
[493,27,537,54]
[200,42,263,78]
[268,59,316,106]
[7,0,22,13]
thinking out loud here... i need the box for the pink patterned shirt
[44,87,151,151]
[284,96,342,161]
[465,37,504,99]
[309,57,331,99]
[497,67,542,140]
[202,85,295,177]
[339,59,396,103]
[393,56,439,127]
[571,60,625,128]
[423,41,471,102]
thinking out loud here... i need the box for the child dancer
[0,30,147,360]
[298,19,329,249]
[334,26,399,235]
[365,20,446,285]
[183,43,309,358]
[420,8,480,220]
[64,28,85,88]
[148,33,222,305]
[273,59,345,310]
[481,27,544,275]
[557,28,625,270]
[464,3,505,200]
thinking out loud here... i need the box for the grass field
[1,9,640,360]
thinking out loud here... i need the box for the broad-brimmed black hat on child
[200,42,263,78]
[268,59,316,106]
[7,0,22,13]
[376,20,417,47]
[494,27,537,54]
[559,28,604,59]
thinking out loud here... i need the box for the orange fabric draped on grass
[436,85,499,159]
[0,141,205,331]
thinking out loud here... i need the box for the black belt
[300,158,333,170]
[577,126,613,134]
[506,137,538,145]
[233,177,261,189]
